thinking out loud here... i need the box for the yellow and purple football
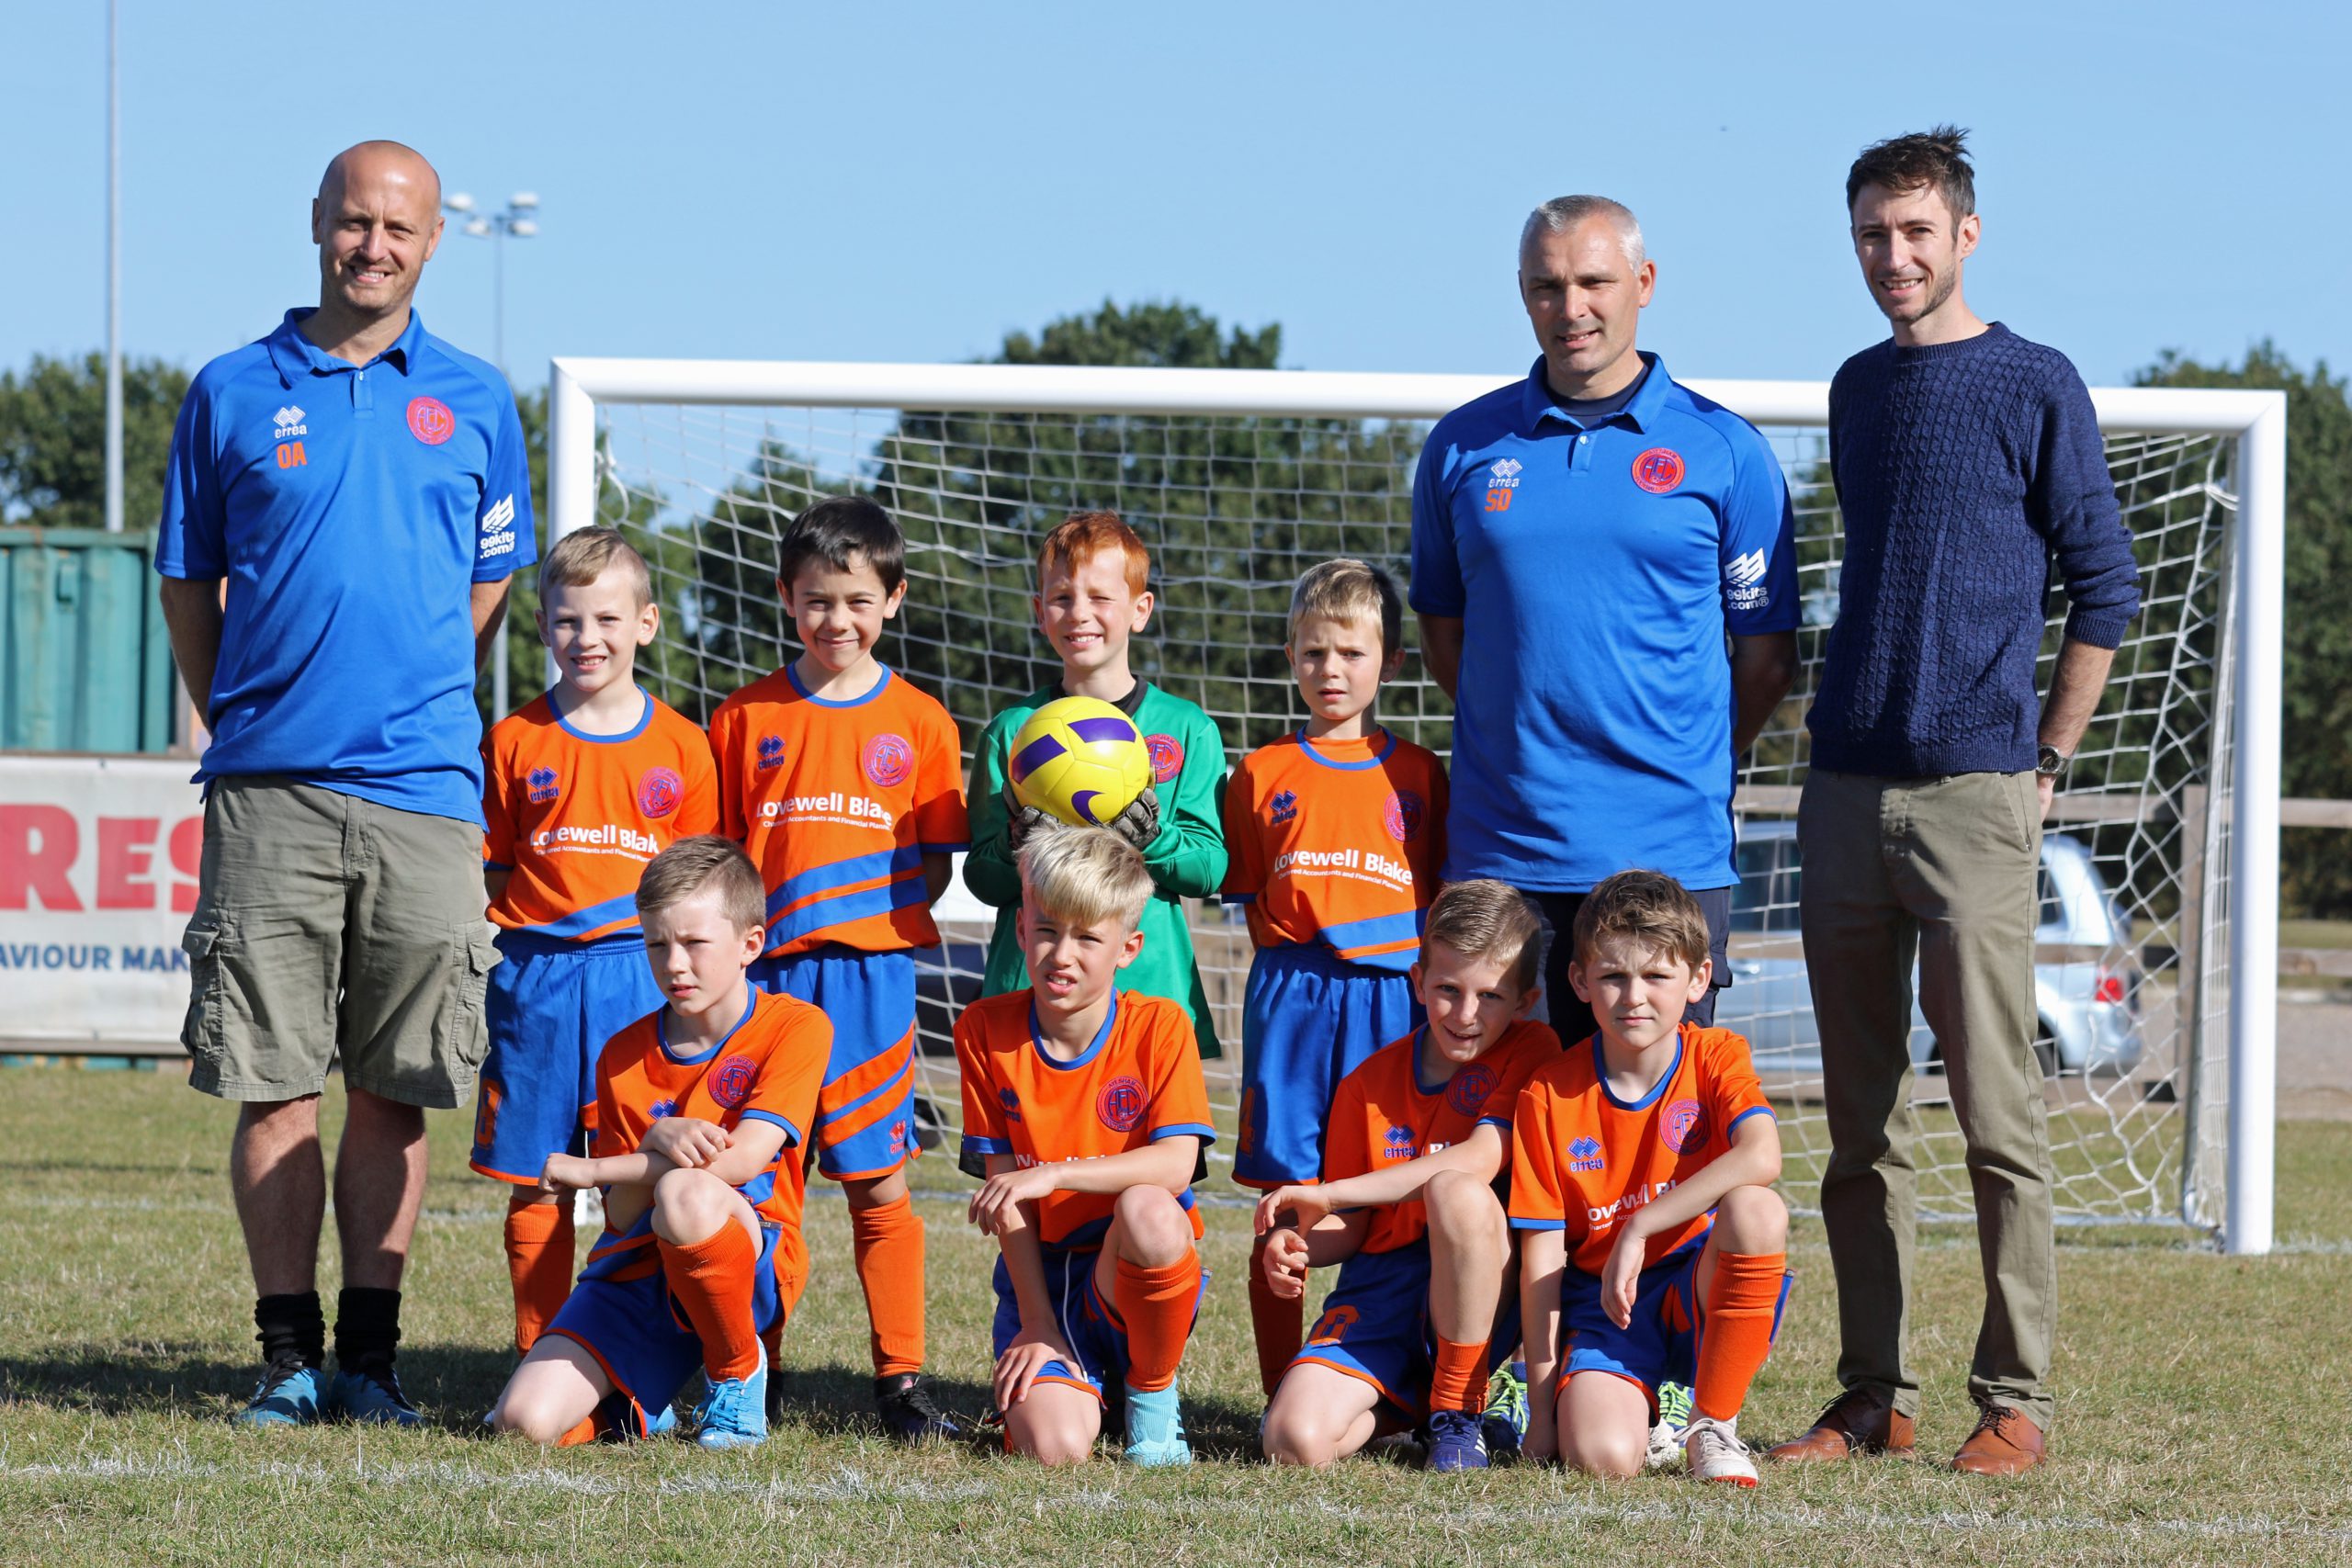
[1007,696,1153,828]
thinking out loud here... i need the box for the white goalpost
[547,357,2286,1257]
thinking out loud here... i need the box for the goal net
[548,360,2284,1250]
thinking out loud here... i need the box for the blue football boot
[328,1361,424,1427]
[1426,1406,1491,1472]
[1121,1382,1193,1467]
[693,1343,769,1450]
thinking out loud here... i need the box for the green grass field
[3,1067,2348,1567]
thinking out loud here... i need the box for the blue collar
[1295,728,1396,772]
[1030,994,1119,1071]
[1591,1024,1685,1111]
[661,990,757,1066]
[265,306,429,387]
[1520,351,1670,436]
[787,662,893,708]
[553,686,653,744]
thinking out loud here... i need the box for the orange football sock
[1248,1247,1305,1397]
[503,1196,574,1356]
[657,1223,762,1382]
[554,1409,604,1448]
[851,1193,927,1377]
[1428,1335,1493,1416]
[1692,1251,1786,1422]
[1114,1247,1200,1394]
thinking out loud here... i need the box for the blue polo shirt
[155,308,536,824]
[1408,355,1797,892]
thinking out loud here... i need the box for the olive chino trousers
[1797,767,2057,1430]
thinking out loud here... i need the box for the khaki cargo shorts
[180,776,499,1108]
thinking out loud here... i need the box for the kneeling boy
[1257,879,1559,1471]
[1511,870,1790,1485]
[956,826,1216,1466]
[490,837,828,1450]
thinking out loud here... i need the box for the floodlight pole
[104,0,123,535]
[444,191,540,716]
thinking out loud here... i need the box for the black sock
[254,1292,325,1370]
[333,1287,402,1375]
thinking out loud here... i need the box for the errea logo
[1487,457,1521,490]
[273,406,307,439]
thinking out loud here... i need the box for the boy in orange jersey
[963,512,1228,1055]
[1223,558,1449,1395]
[1511,870,1791,1486]
[473,527,719,1357]
[706,496,969,1442]
[1255,879,1557,1472]
[489,837,828,1450]
[956,826,1216,1467]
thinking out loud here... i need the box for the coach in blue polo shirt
[1410,196,1798,1039]
[155,141,536,1427]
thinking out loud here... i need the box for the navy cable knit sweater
[1806,323,2142,776]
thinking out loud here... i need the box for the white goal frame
[547,357,2287,1256]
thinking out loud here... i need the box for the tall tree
[0,354,190,530]
[2137,344,2352,916]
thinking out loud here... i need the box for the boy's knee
[1715,1184,1788,1251]
[1564,1429,1645,1480]
[1009,1410,1096,1466]
[1261,1403,1340,1468]
[1111,1185,1190,1260]
[1424,1168,1504,1235]
[489,1393,570,1447]
[650,1166,729,1237]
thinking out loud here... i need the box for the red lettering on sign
[0,806,83,911]
[96,817,160,909]
[169,816,204,913]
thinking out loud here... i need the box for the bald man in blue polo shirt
[156,141,536,1427]
[1410,196,1798,1042]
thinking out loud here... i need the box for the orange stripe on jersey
[579,989,831,1287]
[708,666,969,957]
[482,691,718,941]
[955,990,1216,1250]
[1321,1020,1563,1255]
[1220,730,1448,970]
[1508,1023,1775,1277]
[818,1030,916,1120]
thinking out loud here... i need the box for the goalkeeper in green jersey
[963,511,1228,1059]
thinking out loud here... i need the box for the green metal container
[0,527,178,753]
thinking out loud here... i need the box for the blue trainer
[1426,1406,1490,1472]
[328,1364,424,1427]
[693,1345,769,1450]
[1121,1382,1193,1467]
[232,1358,324,1427]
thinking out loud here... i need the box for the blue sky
[5,1,2342,393]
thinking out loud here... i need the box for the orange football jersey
[1221,730,1448,968]
[578,989,830,1289]
[1509,1023,1774,1276]
[708,666,968,957]
[1322,1020,1562,1255]
[482,691,719,941]
[956,990,1216,1249]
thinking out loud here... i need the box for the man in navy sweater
[1768,129,2139,1479]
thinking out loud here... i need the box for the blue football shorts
[471,931,662,1184]
[989,1243,1209,1407]
[750,944,919,1180]
[1236,945,1419,1190]
[1286,1238,1523,1421]
[545,1218,792,1416]
[1555,1231,1792,1416]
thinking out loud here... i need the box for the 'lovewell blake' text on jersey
[709,666,969,957]
[1222,730,1449,967]
[483,690,719,942]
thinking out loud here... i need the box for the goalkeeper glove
[1108,785,1161,853]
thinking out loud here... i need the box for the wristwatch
[2036,744,2068,779]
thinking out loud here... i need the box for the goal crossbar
[547,357,2287,1255]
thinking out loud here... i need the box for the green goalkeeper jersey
[964,680,1228,1058]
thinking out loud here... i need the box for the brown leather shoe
[1765,1389,1917,1462]
[1951,1400,2044,1476]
